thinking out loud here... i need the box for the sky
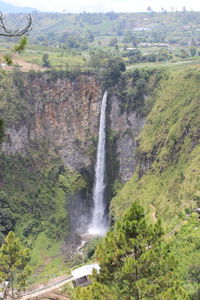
[4,0,200,13]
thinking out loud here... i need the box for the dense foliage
[116,68,164,116]
[0,232,31,296]
[108,67,200,297]
[101,57,126,88]
[74,203,188,300]
[1,63,200,297]
[112,68,200,225]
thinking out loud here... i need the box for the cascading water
[88,91,108,236]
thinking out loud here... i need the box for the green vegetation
[115,68,165,116]
[1,23,200,296]
[42,53,51,68]
[102,66,200,298]
[0,67,89,279]
[2,11,200,72]
[111,67,200,231]
[74,203,188,300]
[170,216,200,299]
[3,37,28,65]
[0,68,90,236]
[28,232,69,284]
[101,57,126,88]
[8,11,200,48]
[0,148,86,280]
[0,232,31,297]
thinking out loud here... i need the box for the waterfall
[88,91,108,236]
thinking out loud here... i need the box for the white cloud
[4,0,200,12]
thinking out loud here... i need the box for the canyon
[0,71,144,234]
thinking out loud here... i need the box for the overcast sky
[4,0,200,13]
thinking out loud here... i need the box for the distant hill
[0,0,37,13]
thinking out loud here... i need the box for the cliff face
[0,71,145,234]
[2,72,144,183]
[109,95,145,182]
[2,74,101,172]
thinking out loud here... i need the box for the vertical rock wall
[1,73,145,232]
[109,95,145,182]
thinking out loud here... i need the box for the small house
[71,263,100,287]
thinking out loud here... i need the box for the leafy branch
[3,36,28,65]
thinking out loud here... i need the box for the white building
[71,263,100,287]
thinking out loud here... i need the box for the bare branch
[0,12,32,37]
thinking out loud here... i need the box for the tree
[75,203,188,299]
[157,48,172,62]
[109,38,118,47]
[42,54,51,68]
[3,37,28,66]
[101,57,126,88]
[180,48,189,58]
[86,31,94,42]
[123,31,137,46]
[190,46,197,56]
[0,12,32,37]
[0,232,31,298]
[88,50,111,70]
[0,14,31,162]
[0,13,31,149]
[0,192,16,245]
[125,49,142,63]
[0,11,32,65]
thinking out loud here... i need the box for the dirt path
[0,57,45,72]
[31,291,70,300]
[18,276,73,300]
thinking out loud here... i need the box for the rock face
[1,73,145,230]
[2,74,102,173]
[109,95,145,182]
[2,126,29,154]
[2,73,144,182]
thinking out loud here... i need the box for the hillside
[73,67,200,299]
[2,10,200,76]
[112,67,200,230]
[0,63,200,298]
[3,10,200,47]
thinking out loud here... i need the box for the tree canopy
[0,231,31,298]
[74,203,188,300]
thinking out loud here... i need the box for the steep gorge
[1,67,200,295]
[0,69,145,243]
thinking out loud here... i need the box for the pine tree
[0,231,31,298]
[75,203,188,299]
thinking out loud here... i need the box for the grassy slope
[109,66,200,296]
[111,67,200,232]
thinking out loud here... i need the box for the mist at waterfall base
[88,91,108,237]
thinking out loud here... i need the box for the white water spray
[88,91,108,236]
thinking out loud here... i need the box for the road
[18,276,73,300]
